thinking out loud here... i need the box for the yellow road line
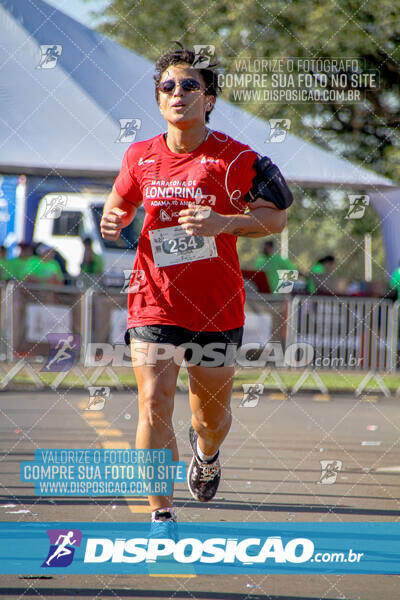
[82,419,110,427]
[127,504,152,513]
[313,394,330,402]
[101,440,131,449]
[268,392,287,400]
[78,401,191,528]
[77,398,194,576]
[84,412,106,420]
[95,428,123,437]
[363,395,379,403]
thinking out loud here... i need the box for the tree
[93,0,399,282]
[94,0,400,182]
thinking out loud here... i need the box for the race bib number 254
[149,225,218,267]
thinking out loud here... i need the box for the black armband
[244,156,293,210]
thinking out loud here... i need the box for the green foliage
[238,187,387,282]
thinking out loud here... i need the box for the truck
[33,191,144,284]
[0,174,144,285]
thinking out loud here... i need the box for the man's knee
[139,382,174,426]
[193,408,231,433]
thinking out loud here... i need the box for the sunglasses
[158,78,202,93]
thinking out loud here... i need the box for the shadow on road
[173,498,400,517]
[1,494,399,517]
[0,588,348,600]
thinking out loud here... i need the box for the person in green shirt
[390,263,400,299]
[255,240,297,293]
[7,242,35,281]
[80,237,104,275]
[306,255,336,294]
[24,245,64,284]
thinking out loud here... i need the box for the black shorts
[125,324,243,367]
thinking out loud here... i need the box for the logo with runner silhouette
[240,383,264,407]
[275,269,298,293]
[345,194,370,219]
[87,386,110,411]
[37,45,62,69]
[42,334,81,372]
[318,460,342,484]
[265,119,291,143]
[116,119,142,143]
[121,269,146,294]
[41,195,67,219]
[192,45,215,68]
[41,529,82,567]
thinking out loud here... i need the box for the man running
[45,531,77,566]
[101,44,292,525]
[44,335,76,371]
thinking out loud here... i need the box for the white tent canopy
[1,0,399,271]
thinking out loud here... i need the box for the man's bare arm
[100,185,138,241]
[178,199,287,238]
[222,199,287,238]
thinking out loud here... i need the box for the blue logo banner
[0,522,399,574]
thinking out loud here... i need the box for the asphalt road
[0,388,399,599]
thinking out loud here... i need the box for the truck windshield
[91,205,144,250]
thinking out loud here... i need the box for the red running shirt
[114,130,258,332]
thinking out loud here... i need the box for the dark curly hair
[153,42,221,123]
